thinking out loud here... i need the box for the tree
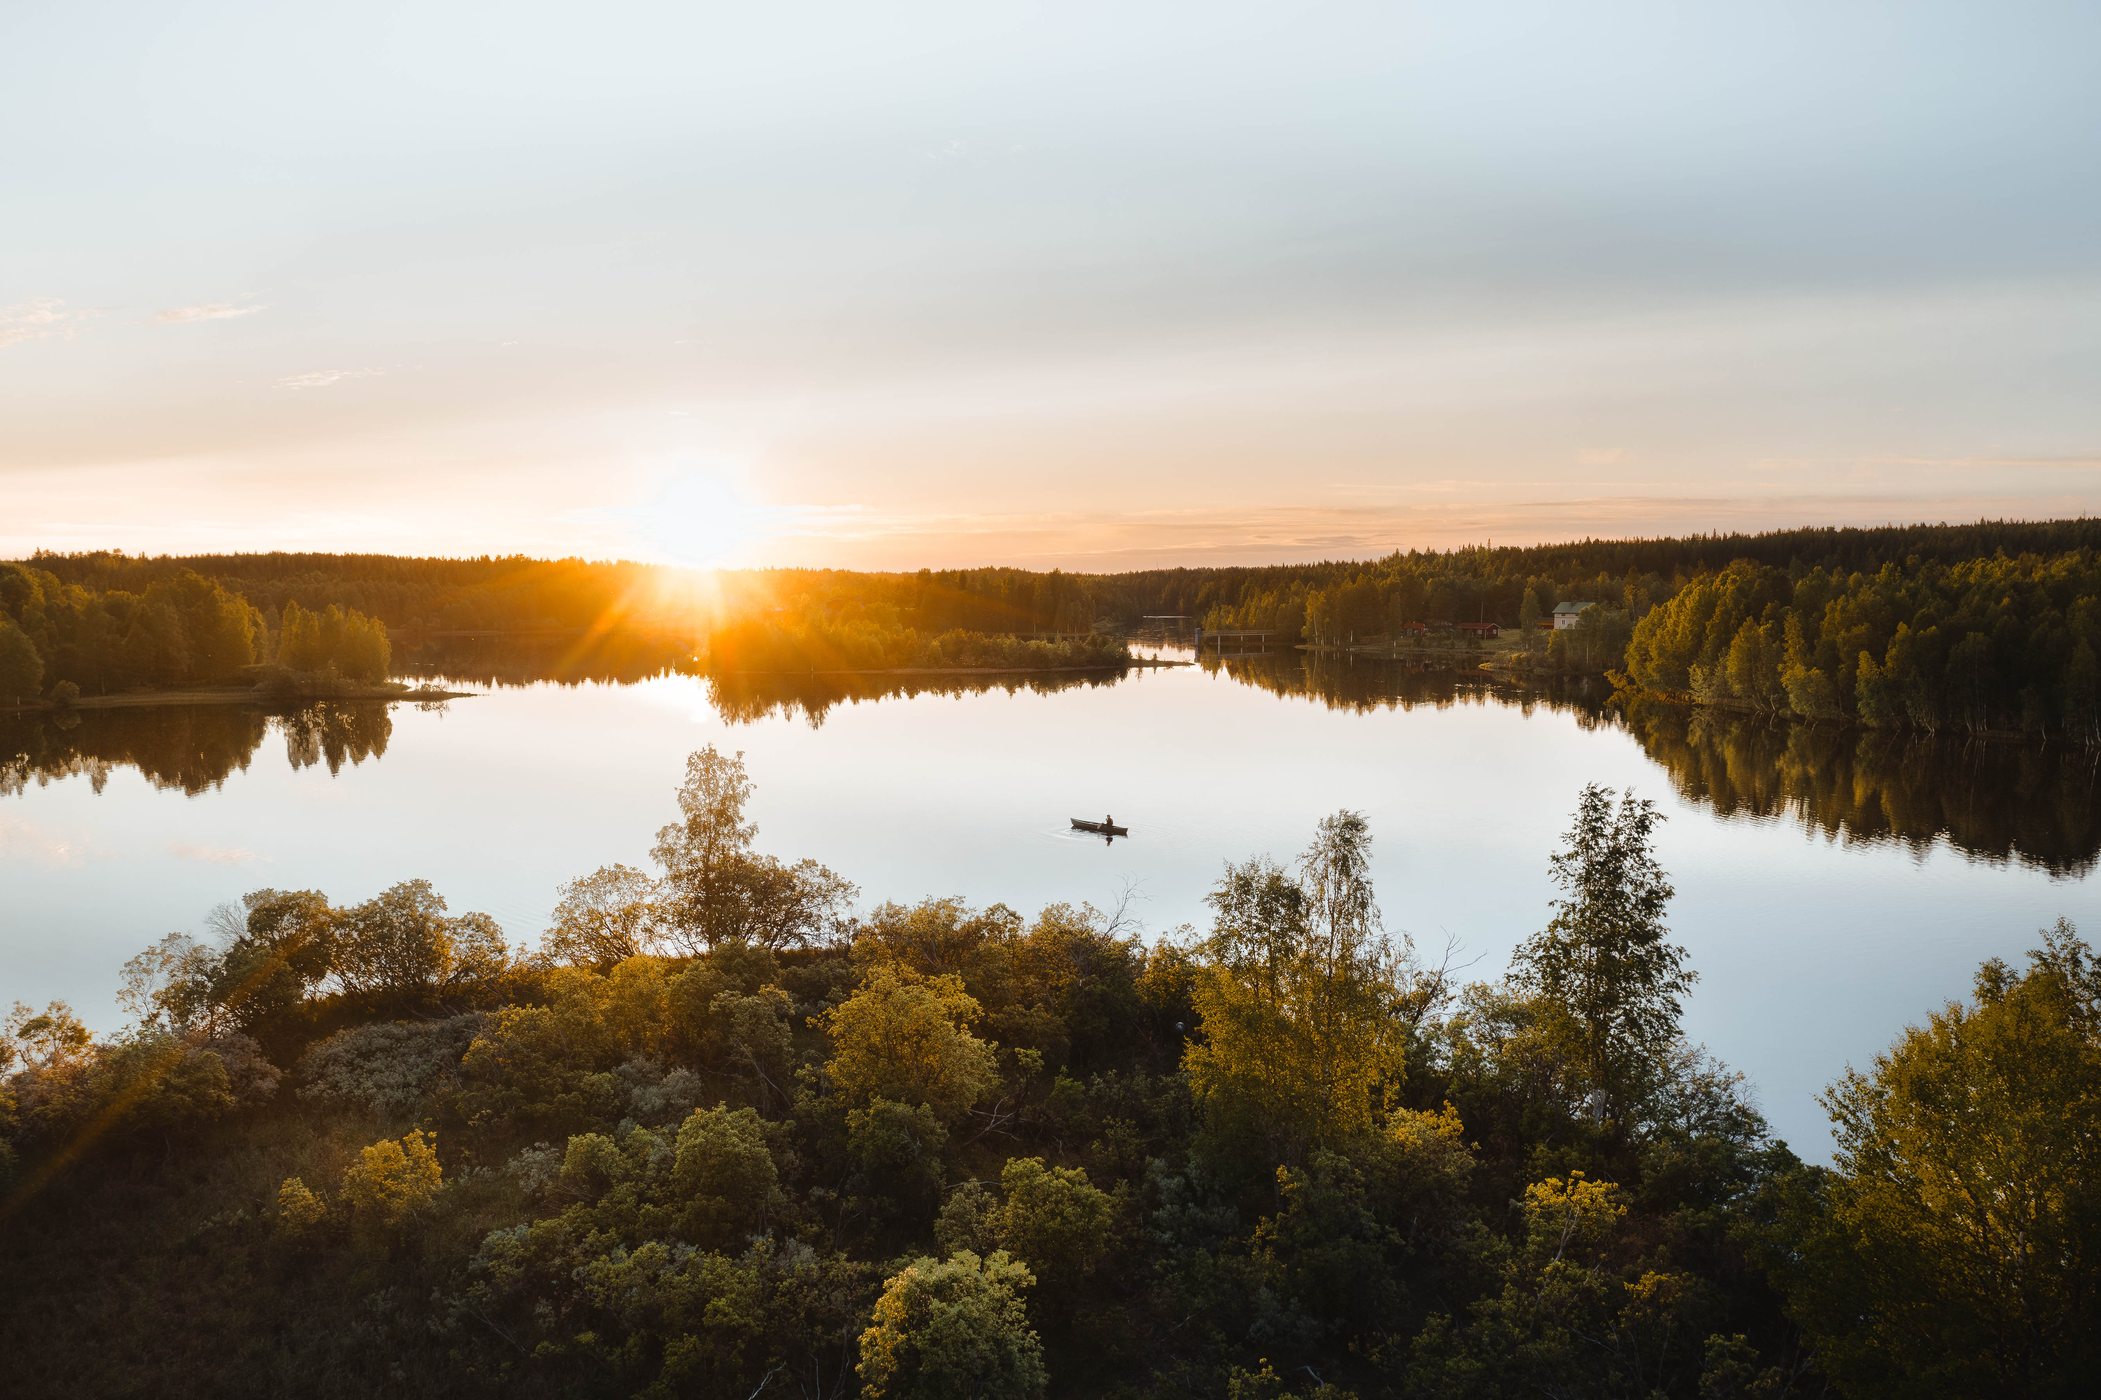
[333,880,508,1002]
[1789,921,2101,1397]
[858,1250,1047,1400]
[651,747,854,950]
[820,966,998,1123]
[991,1157,1113,1300]
[275,1175,329,1235]
[544,863,664,966]
[671,1104,781,1246]
[0,617,43,703]
[340,1130,443,1229]
[1510,785,1690,1141]
[1185,811,1411,1166]
[653,746,758,944]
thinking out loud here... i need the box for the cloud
[168,841,258,865]
[277,368,384,389]
[0,298,96,348]
[0,812,92,867]
[156,300,267,324]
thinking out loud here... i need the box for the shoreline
[719,657,1188,679]
[0,684,474,716]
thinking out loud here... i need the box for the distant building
[1458,621,1501,638]
[1552,601,1597,631]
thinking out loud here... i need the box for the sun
[637,468,772,570]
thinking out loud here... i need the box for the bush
[340,1130,443,1228]
[275,1176,328,1235]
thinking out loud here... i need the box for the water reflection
[0,702,393,797]
[707,668,1124,728]
[1621,697,2101,878]
[1205,648,2101,875]
[1202,648,1614,718]
[5,641,2096,874]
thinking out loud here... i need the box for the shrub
[341,1130,443,1228]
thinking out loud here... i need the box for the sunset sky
[5,1,2099,570]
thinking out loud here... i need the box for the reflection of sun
[639,469,770,569]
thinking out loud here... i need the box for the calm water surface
[5,647,2097,1158]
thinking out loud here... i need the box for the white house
[1552,601,1597,631]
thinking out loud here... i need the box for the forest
[0,561,392,704]
[4,750,2095,1399]
[15,517,2101,737]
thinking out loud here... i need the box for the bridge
[1195,627,1280,653]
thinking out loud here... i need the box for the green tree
[671,1103,781,1246]
[1185,811,1411,1166]
[1510,785,1691,1139]
[543,863,663,966]
[651,747,854,950]
[820,966,998,1123]
[0,617,43,703]
[858,1250,1047,1400]
[991,1157,1113,1300]
[1789,921,2101,1397]
[333,880,508,1002]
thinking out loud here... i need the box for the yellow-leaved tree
[1185,811,1414,1168]
[340,1130,443,1229]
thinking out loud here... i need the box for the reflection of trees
[279,704,395,776]
[1202,650,1615,720]
[0,703,392,796]
[706,669,1122,728]
[1618,697,2101,876]
[1206,651,2101,872]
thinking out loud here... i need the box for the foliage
[276,1175,329,1234]
[1780,920,2101,1397]
[333,880,510,1004]
[1185,811,1414,1167]
[1624,553,2101,738]
[857,1250,1047,1400]
[297,1014,485,1117]
[276,599,391,681]
[820,966,999,1124]
[651,746,855,951]
[340,1129,444,1229]
[6,751,2086,1399]
[545,863,665,966]
[1510,784,1692,1139]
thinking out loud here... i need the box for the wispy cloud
[0,298,96,348]
[168,841,258,865]
[156,300,267,324]
[0,812,92,867]
[277,368,384,389]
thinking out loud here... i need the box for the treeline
[1131,518,2101,639]
[1624,554,2101,739]
[6,752,2096,1398]
[21,517,2101,731]
[22,551,684,635]
[0,562,393,702]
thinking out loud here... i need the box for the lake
[5,644,2097,1159]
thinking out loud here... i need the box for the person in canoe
[1104,813,1113,830]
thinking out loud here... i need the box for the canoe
[1071,818,1129,836]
